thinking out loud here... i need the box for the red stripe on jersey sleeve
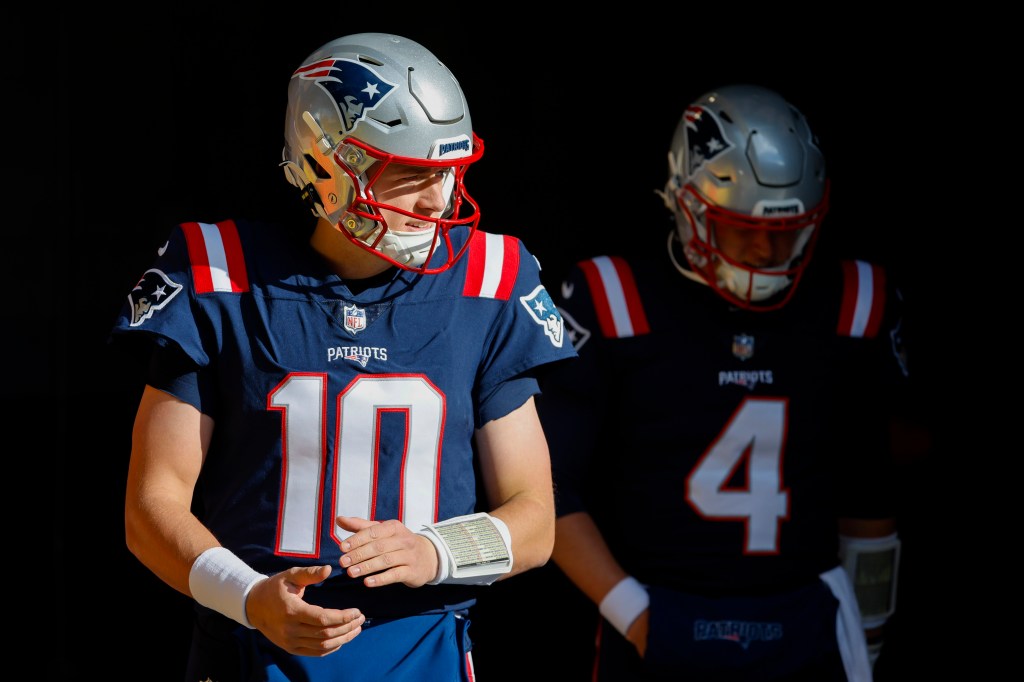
[610,256,650,335]
[494,235,520,301]
[838,260,886,339]
[217,220,250,293]
[461,232,520,300]
[579,259,617,338]
[182,222,214,294]
[462,231,487,297]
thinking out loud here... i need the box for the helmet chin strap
[668,229,792,305]
[378,228,437,267]
[334,208,439,269]
[717,259,792,303]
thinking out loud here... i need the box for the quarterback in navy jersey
[111,34,574,682]
[540,85,906,681]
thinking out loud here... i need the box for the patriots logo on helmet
[683,105,734,177]
[129,269,183,327]
[293,58,397,134]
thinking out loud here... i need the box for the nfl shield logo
[343,304,367,334]
[732,334,754,361]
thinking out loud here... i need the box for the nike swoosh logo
[158,241,169,256]
[561,281,574,299]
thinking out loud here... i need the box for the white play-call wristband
[188,546,268,629]
[599,576,650,638]
[839,532,901,629]
[418,512,513,586]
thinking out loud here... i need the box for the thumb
[286,564,333,590]
[335,515,378,534]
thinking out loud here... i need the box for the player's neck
[310,219,394,281]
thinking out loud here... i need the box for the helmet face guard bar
[335,134,484,274]
[679,181,830,310]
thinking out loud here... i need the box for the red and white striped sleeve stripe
[462,232,519,301]
[837,259,885,339]
[579,256,650,338]
[181,220,250,294]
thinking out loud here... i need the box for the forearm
[553,511,629,605]
[555,511,649,643]
[475,396,556,578]
[489,490,554,577]
[126,385,219,598]
[125,488,219,597]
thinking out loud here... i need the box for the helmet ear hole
[305,154,331,180]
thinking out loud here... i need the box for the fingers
[336,517,436,587]
[285,564,333,589]
[247,567,366,657]
[336,516,392,555]
[280,607,366,657]
[335,515,377,536]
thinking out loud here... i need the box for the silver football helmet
[660,84,829,310]
[281,33,483,273]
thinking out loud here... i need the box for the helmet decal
[662,85,829,311]
[292,58,397,134]
[683,105,734,177]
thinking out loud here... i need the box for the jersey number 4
[269,373,444,558]
[687,397,790,554]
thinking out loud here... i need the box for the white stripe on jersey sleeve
[593,255,634,337]
[198,221,234,293]
[477,232,506,299]
[849,260,875,339]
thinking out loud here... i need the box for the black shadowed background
[19,11,972,680]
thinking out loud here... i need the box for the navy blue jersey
[111,219,575,619]
[541,238,907,593]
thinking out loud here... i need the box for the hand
[336,516,439,588]
[626,609,650,658]
[246,564,364,657]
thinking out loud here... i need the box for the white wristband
[417,512,513,586]
[599,576,649,638]
[188,547,268,629]
[838,532,900,629]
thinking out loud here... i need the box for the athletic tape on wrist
[599,576,649,638]
[839,532,900,629]
[188,546,268,629]
[417,512,513,586]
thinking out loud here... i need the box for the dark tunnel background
[15,11,979,680]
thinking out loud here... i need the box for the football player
[540,84,905,681]
[111,32,575,681]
